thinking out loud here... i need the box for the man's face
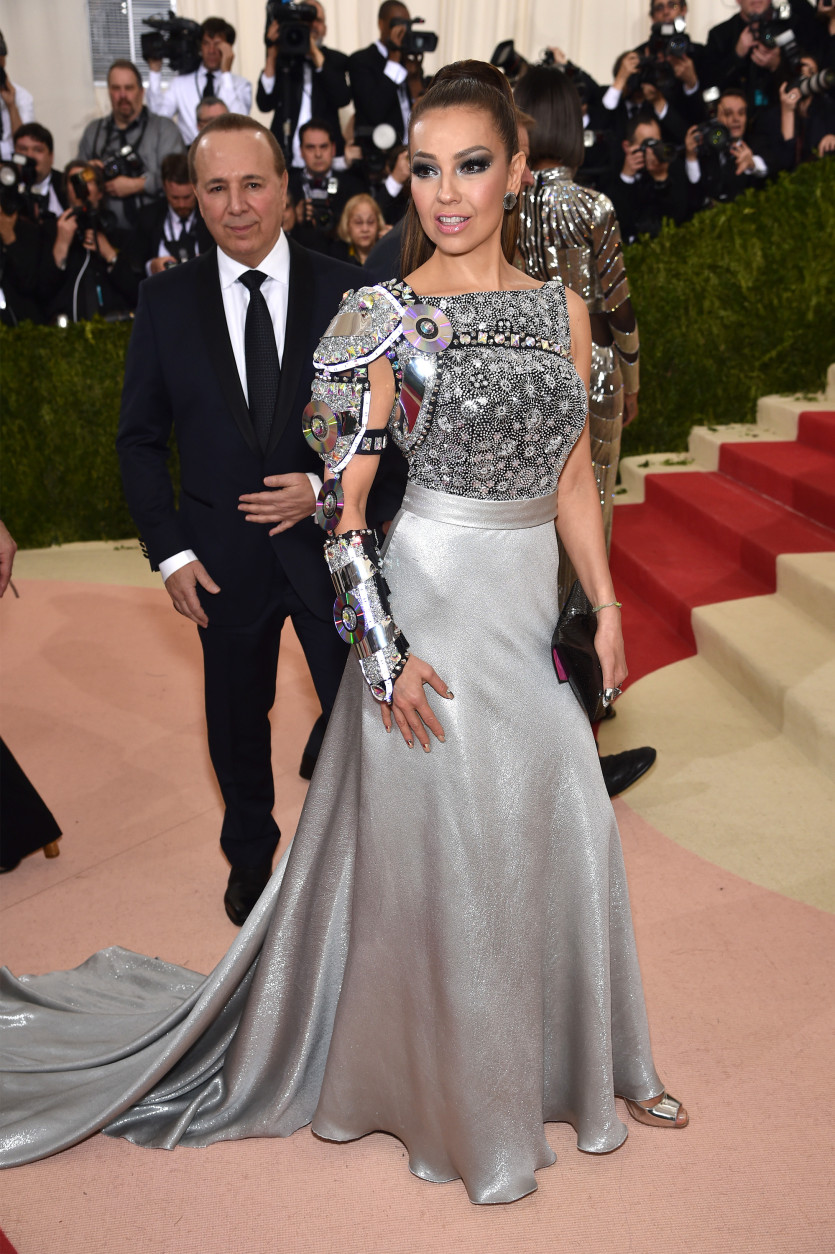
[631,121,666,172]
[193,129,287,266]
[311,2,326,44]
[301,128,336,174]
[197,102,228,131]
[201,33,225,71]
[165,179,196,219]
[650,0,685,21]
[717,95,747,137]
[14,135,52,182]
[66,166,102,210]
[380,4,410,46]
[108,68,143,124]
[737,0,770,18]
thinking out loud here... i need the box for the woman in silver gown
[0,63,687,1204]
[515,67,640,610]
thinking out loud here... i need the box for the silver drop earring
[502,191,518,211]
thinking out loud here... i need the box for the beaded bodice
[386,279,587,501]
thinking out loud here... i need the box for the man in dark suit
[12,123,67,221]
[348,1,425,147]
[129,151,213,283]
[703,0,825,115]
[257,1,351,166]
[116,114,403,925]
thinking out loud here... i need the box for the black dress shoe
[224,862,273,926]
[600,746,657,798]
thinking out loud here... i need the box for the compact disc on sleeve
[303,401,340,454]
[333,591,366,644]
[316,478,344,531]
[401,304,453,354]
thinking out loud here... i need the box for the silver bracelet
[592,599,622,612]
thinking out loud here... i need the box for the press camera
[141,12,202,74]
[0,154,39,216]
[390,17,438,56]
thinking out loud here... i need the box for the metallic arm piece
[610,321,640,393]
[324,529,410,704]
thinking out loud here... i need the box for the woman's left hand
[594,606,628,698]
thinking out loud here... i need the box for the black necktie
[238,270,281,452]
[203,71,215,99]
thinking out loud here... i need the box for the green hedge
[2,160,834,547]
[621,158,835,457]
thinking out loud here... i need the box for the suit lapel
[195,250,259,457]
[265,239,314,457]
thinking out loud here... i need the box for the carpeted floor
[1,572,833,1253]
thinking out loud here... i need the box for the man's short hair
[196,94,229,122]
[107,59,143,89]
[188,114,287,183]
[625,108,660,144]
[718,88,747,108]
[299,118,336,145]
[201,17,236,45]
[378,1,407,23]
[13,122,54,153]
[161,152,191,185]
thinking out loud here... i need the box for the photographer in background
[374,143,411,223]
[129,152,212,285]
[196,95,229,132]
[0,162,42,325]
[40,162,135,322]
[610,110,691,240]
[349,2,426,146]
[147,17,252,146]
[684,87,776,205]
[602,47,691,147]
[77,60,184,233]
[0,31,34,162]
[288,118,367,252]
[775,52,835,164]
[13,124,67,220]
[258,1,350,167]
[704,0,826,115]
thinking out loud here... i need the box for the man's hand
[546,46,568,67]
[818,133,835,155]
[105,174,146,199]
[613,51,640,94]
[0,520,18,597]
[779,80,801,113]
[238,473,316,536]
[735,26,756,59]
[146,58,164,72]
[751,42,781,71]
[149,255,176,274]
[623,391,639,427]
[390,148,411,184]
[732,139,755,173]
[309,30,325,69]
[164,559,221,627]
[684,123,700,159]
[0,207,17,246]
[669,53,698,90]
[0,79,15,108]
[343,141,363,167]
[621,144,646,178]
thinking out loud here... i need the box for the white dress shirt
[159,231,320,582]
[32,172,63,218]
[260,62,317,168]
[148,207,201,275]
[0,81,34,160]
[147,66,252,145]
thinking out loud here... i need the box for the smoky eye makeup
[458,155,493,175]
[411,160,438,178]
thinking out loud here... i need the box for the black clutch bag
[551,580,605,722]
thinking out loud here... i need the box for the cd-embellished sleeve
[305,285,404,479]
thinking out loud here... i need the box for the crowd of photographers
[1,0,833,326]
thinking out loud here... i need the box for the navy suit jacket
[116,238,405,627]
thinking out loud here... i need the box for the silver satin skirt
[0,484,662,1204]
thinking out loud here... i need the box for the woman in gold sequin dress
[515,67,640,608]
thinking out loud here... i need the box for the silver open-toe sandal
[623,1092,689,1128]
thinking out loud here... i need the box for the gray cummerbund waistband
[401,483,558,530]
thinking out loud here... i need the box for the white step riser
[776,554,835,632]
[692,613,785,729]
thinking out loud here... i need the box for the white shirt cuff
[261,72,276,92]
[305,472,322,515]
[684,79,700,96]
[620,172,637,184]
[602,85,622,111]
[159,550,198,582]
[686,156,701,183]
[750,154,767,177]
[384,60,408,86]
[384,173,404,198]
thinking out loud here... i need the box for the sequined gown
[518,167,640,608]
[0,282,663,1204]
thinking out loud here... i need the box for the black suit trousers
[199,549,349,869]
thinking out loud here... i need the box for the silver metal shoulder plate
[313,285,405,371]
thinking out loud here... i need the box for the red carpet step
[611,416,835,683]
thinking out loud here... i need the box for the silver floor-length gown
[0,282,663,1204]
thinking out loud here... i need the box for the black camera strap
[93,107,150,161]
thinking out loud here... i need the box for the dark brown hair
[161,152,191,185]
[188,113,286,183]
[401,60,522,276]
[513,66,584,171]
[200,17,236,45]
[107,59,142,89]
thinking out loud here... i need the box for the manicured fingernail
[385,724,391,733]
[438,734,445,743]
[423,743,430,753]
[445,690,455,699]
[406,739,413,748]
